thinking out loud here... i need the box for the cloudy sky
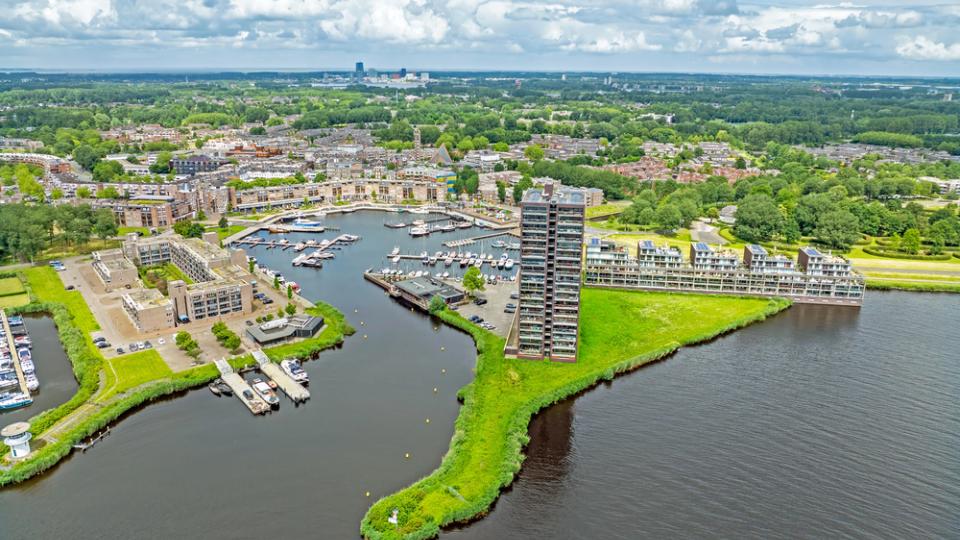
[2,0,960,76]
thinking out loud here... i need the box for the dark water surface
[0,211,957,540]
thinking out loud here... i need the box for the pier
[214,359,270,415]
[252,350,310,404]
[0,312,30,396]
[443,229,520,248]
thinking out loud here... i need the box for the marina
[0,313,33,411]
[214,359,270,415]
[253,350,310,404]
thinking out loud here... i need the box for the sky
[2,0,960,76]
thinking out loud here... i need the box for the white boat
[24,373,39,392]
[392,256,400,264]
[505,259,514,270]
[458,221,472,229]
[293,217,324,228]
[442,272,450,278]
[20,358,35,373]
[473,259,483,267]
[409,227,429,237]
[281,359,309,385]
[252,380,280,407]
[0,392,32,410]
[444,257,453,266]
[411,219,426,227]
[428,257,438,265]
[390,246,400,256]
[492,240,507,248]
[14,336,31,347]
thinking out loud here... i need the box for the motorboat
[492,240,507,249]
[458,221,472,229]
[294,242,307,252]
[7,315,24,326]
[208,382,222,396]
[217,381,233,396]
[444,257,453,266]
[251,379,280,408]
[411,219,426,227]
[24,373,39,392]
[14,336,31,347]
[281,359,309,385]
[473,259,483,267]
[390,246,400,256]
[442,272,450,279]
[0,392,32,410]
[385,222,407,229]
[293,217,324,228]
[409,227,429,237]
[20,358,35,373]
[505,259,514,270]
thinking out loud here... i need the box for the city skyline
[2,1,960,76]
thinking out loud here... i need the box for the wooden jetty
[443,229,520,248]
[73,427,111,451]
[252,350,310,403]
[0,312,30,396]
[214,359,270,415]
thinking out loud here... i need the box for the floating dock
[443,229,520,248]
[0,312,30,397]
[214,359,270,415]
[252,350,310,404]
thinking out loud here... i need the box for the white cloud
[896,36,960,61]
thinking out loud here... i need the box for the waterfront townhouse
[690,242,740,271]
[744,244,796,273]
[797,247,853,277]
[638,240,683,268]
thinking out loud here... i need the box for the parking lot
[449,280,519,338]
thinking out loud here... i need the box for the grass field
[210,225,247,240]
[98,351,174,402]
[361,289,789,539]
[585,201,630,219]
[118,226,151,237]
[23,267,100,333]
[0,294,30,309]
[0,276,26,296]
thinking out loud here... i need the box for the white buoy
[365,491,370,497]
[404,452,410,459]
[433,387,438,393]
[441,368,446,374]
[425,418,430,424]
[441,346,445,351]
[363,335,368,339]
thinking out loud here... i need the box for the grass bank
[0,269,353,486]
[360,289,790,539]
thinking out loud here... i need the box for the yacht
[25,373,39,392]
[505,259,515,270]
[473,259,483,268]
[458,221,472,229]
[0,392,32,410]
[492,240,507,249]
[390,246,400,256]
[444,257,453,267]
[293,217,324,228]
[20,358,35,374]
[391,256,401,264]
[409,227,429,237]
[281,359,309,385]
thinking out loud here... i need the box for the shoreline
[360,289,791,539]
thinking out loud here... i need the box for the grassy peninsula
[361,288,790,539]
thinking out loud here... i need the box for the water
[1,315,78,425]
[448,293,960,540]
[1,211,958,540]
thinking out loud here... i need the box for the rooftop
[123,288,171,309]
[522,185,586,206]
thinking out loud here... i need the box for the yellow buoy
[441,346,445,351]
[365,491,370,497]
[404,452,410,459]
[363,334,368,339]
[425,418,430,424]
[433,387,438,393]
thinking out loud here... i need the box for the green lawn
[140,263,194,288]
[209,225,247,240]
[0,276,26,296]
[118,226,151,237]
[98,351,173,402]
[0,294,30,309]
[585,201,629,219]
[361,289,789,539]
[23,267,100,333]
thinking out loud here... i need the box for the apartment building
[121,289,176,333]
[171,155,229,176]
[511,185,586,362]
[119,233,253,327]
[91,249,139,289]
[584,241,864,305]
[744,244,796,273]
[638,240,683,268]
[689,242,740,271]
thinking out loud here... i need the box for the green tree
[814,210,860,250]
[93,209,118,244]
[224,334,242,353]
[733,194,784,242]
[286,284,293,299]
[285,302,297,316]
[496,180,506,204]
[92,160,123,182]
[248,259,255,273]
[428,294,446,314]
[900,228,921,254]
[218,215,228,229]
[273,275,280,289]
[76,186,92,199]
[524,144,545,161]
[462,266,485,296]
[656,204,684,231]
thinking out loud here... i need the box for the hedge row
[862,247,953,261]
[360,297,791,540]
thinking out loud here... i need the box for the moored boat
[281,359,309,385]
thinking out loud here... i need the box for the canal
[0,211,957,539]
[1,315,78,425]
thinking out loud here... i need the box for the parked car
[65,285,75,290]
[505,303,516,309]
[157,338,166,345]
[510,292,519,300]
[504,307,515,314]
[96,341,111,349]
[473,297,487,306]
[143,341,153,349]
[245,320,254,326]
[129,343,139,352]
[93,336,106,343]
[116,347,125,354]
[262,298,274,305]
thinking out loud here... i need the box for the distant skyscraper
[355,62,364,79]
[399,67,407,78]
[514,184,585,361]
